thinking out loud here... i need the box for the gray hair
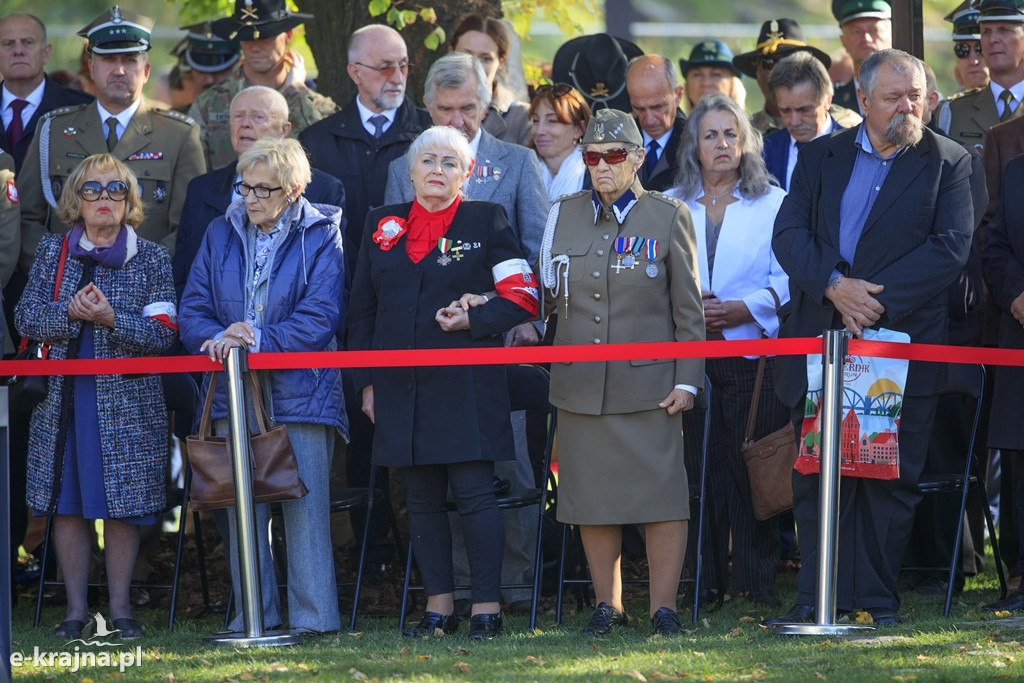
[858,48,925,100]
[423,52,492,110]
[673,91,773,200]
[769,51,832,105]
[230,85,289,123]
[237,137,311,194]
[348,23,405,64]
[406,125,474,175]
[627,54,679,90]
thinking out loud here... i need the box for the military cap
[679,40,742,79]
[174,21,241,74]
[580,108,643,148]
[979,0,1024,22]
[552,33,644,112]
[733,19,832,78]
[212,0,313,42]
[946,1,983,39]
[832,0,892,25]
[78,6,153,55]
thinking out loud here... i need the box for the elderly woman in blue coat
[179,137,346,635]
[348,125,538,640]
[16,154,178,641]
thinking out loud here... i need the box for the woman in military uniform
[539,108,705,636]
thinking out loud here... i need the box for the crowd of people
[2,0,1024,641]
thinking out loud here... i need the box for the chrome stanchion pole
[205,347,302,647]
[1,385,11,682]
[777,329,874,636]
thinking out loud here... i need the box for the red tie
[5,99,28,150]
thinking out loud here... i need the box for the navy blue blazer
[762,117,845,191]
[2,77,92,174]
[172,161,346,301]
[772,124,973,406]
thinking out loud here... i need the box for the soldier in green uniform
[831,0,892,115]
[936,0,1024,151]
[18,5,206,270]
[190,0,337,169]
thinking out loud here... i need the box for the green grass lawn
[11,566,1024,681]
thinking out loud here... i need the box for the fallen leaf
[200,660,213,667]
[815,673,826,679]
[701,618,712,628]
[729,627,743,636]
[994,661,1008,668]
[854,611,874,625]
[161,675,175,682]
[624,670,647,682]
[525,655,545,665]
[297,663,310,670]
[347,631,364,638]
[267,663,288,672]
[740,616,757,622]
[347,667,368,681]
[452,646,470,655]
[455,661,471,674]
[592,642,599,652]
[995,611,1013,618]
[106,676,124,680]
[416,654,431,661]
[647,672,675,680]
[917,655,932,662]
[693,651,706,657]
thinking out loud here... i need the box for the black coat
[2,77,92,174]
[347,201,532,467]
[299,97,432,276]
[172,161,345,302]
[639,110,686,192]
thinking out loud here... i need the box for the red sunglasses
[582,148,631,166]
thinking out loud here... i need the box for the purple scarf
[67,223,129,268]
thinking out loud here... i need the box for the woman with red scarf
[348,125,537,640]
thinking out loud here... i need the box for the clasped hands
[68,282,115,328]
[436,293,540,346]
[825,276,886,338]
[200,321,256,363]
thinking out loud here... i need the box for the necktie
[5,99,28,150]
[1000,90,1016,122]
[644,139,660,177]
[368,114,387,139]
[795,140,806,151]
[106,116,119,151]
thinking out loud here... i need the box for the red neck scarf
[405,195,462,263]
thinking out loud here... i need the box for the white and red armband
[142,302,178,332]
[492,258,539,316]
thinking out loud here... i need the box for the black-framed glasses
[582,148,631,166]
[535,83,575,100]
[354,61,410,77]
[234,182,283,199]
[758,55,782,71]
[77,180,128,202]
[954,41,983,59]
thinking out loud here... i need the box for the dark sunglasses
[234,182,283,199]
[954,42,982,59]
[77,180,128,202]
[354,61,410,77]
[758,55,781,71]
[535,83,574,99]
[582,148,631,166]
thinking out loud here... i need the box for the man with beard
[762,49,973,627]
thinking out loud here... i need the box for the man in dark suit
[625,54,685,192]
[763,49,973,627]
[173,85,344,301]
[0,13,92,173]
[831,0,892,115]
[763,51,857,191]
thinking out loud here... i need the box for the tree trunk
[297,0,501,106]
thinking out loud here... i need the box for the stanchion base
[203,629,305,648]
[773,624,875,636]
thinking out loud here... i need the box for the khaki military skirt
[556,407,689,525]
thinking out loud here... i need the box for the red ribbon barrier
[1,337,1023,377]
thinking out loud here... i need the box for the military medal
[613,236,628,273]
[128,152,163,161]
[623,237,644,269]
[475,160,492,183]
[372,216,407,250]
[646,239,659,278]
[153,182,167,203]
[450,245,464,261]
[63,127,77,138]
[6,179,18,204]
[437,237,453,266]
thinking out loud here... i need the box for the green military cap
[832,0,892,25]
[946,1,982,40]
[174,21,241,74]
[979,0,1024,22]
[580,108,643,148]
[77,6,154,55]
[679,40,742,79]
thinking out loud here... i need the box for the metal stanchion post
[776,329,874,636]
[205,347,302,647]
[1,386,11,682]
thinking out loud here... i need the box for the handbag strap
[20,235,69,357]
[196,369,273,438]
[248,370,272,434]
[744,356,768,443]
[197,371,218,439]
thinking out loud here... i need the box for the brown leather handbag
[741,356,798,521]
[186,370,308,510]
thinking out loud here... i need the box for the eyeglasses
[77,180,128,202]
[582,148,631,166]
[535,83,574,100]
[354,61,410,77]
[758,55,781,71]
[234,182,283,199]
[954,42,982,59]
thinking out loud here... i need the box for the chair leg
[34,515,53,628]
[167,499,190,631]
[556,523,569,625]
[399,540,415,631]
[981,484,1008,599]
[349,468,378,632]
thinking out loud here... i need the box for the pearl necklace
[702,184,735,206]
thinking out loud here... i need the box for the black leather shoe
[582,602,628,635]
[984,589,1024,612]
[401,611,458,637]
[759,603,815,628]
[867,608,902,626]
[468,612,502,640]
[651,607,682,635]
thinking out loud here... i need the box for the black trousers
[792,394,938,611]
[401,461,504,603]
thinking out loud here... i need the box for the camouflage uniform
[189,70,338,169]
[829,103,862,128]
[751,109,783,137]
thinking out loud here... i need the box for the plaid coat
[16,232,177,518]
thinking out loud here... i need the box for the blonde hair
[236,137,312,195]
[57,153,145,228]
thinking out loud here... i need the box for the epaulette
[946,86,986,102]
[553,189,588,204]
[41,103,90,121]
[152,108,196,125]
[649,190,683,206]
